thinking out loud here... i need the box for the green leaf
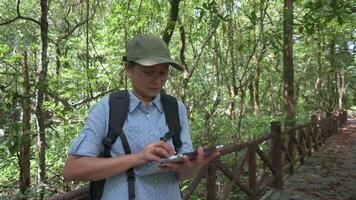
[250,11,257,26]
[222,23,227,33]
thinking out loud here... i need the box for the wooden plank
[220,133,274,156]
[183,166,207,200]
[296,128,305,165]
[207,164,217,200]
[287,131,295,175]
[306,125,313,156]
[218,150,250,199]
[256,147,275,174]
[270,121,282,189]
[248,145,257,200]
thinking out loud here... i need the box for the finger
[152,147,170,158]
[154,141,176,155]
[195,146,204,164]
[146,154,162,162]
[203,151,220,164]
[181,156,192,168]
[158,165,172,172]
[159,163,181,172]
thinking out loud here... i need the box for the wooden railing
[49,111,348,200]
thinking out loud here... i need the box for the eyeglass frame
[126,61,170,82]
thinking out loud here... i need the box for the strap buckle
[102,137,112,148]
[127,169,135,182]
[160,136,168,142]
[127,175,135,182]
[161,130,174,142]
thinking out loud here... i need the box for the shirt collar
[128,91,163,113]
[152,93,163,112]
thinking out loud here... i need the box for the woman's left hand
[159,147,220,181]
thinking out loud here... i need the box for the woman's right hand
[136,141,176,165]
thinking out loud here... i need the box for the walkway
[263,117,356,200]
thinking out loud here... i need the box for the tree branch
[72,89,116,108]
[0,16,20,26]
[186,17,220,82]
[55,1,98,44]
[179,21,188,71]
[0,0,40,26]
[46,89,72,111]
[47,88,117,111]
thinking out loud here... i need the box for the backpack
[89,90,183,200]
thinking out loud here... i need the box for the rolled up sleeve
[69,96,109,157]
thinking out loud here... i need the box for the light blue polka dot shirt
[69,91,193,200]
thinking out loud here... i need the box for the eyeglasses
[139,70,169,82]
[141,71,169,82]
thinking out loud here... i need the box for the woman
[63,35,219,200]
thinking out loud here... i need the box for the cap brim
[134,57,183,71]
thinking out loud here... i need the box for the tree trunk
[251,0,261,115]
[36,0,49,197]
[249,83,254,108]
[162,0,181,45]
[315,30,323,111]
[283,0,295,128]
[253,65,261,115]
[336,70,345,110]
[19,49,31,197]
[55,45,61,76]
[329,38,338,111]
[86,0,93,98]
[227,17,237,119]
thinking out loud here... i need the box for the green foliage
[0,0,354,198]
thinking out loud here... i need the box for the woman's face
[126,63,169,102]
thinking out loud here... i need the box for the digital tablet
[159,145,223,164]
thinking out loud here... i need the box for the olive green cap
[125,35,183,71]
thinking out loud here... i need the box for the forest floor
[262,115,356,200]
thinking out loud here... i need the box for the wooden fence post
[248,144,257,200]
[311,115,319,152]
[207,164,217,200]
[270,121,282,189]
[337,110,341,127]
[298,127,305,165]
[326,112,333,137]
[287,131,295,175]
[341,110,347,125]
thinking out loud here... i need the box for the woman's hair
[126,61,136,69]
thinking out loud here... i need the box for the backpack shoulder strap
[101,90,130,155]
[108,90,135,200]
[108,90,130,142]
[160,92,182,153]
[90,90,131,200]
